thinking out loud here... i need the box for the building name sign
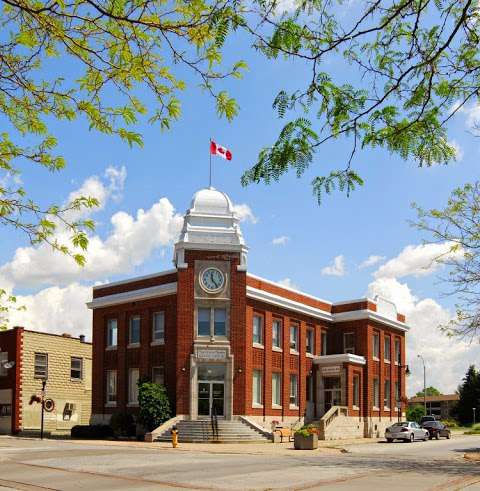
[321,365,341,376]
[196,349,226,361]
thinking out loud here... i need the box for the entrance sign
[197,349,226,361]
[321,365,341,376]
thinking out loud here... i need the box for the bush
[138,380,171,432]
[440,418,458,428]
[406,405,425,423]
[71,425,113,439]
[110,412,136,437]
[295,425,317,437]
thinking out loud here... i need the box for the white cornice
[246,286,332,321]
[246,286,409,332]
[313,353,367,365]
[247,273,332,306]
[92,269,177,291]
[87,282,177,309]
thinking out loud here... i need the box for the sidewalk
[3,435,382,455]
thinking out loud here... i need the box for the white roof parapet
[92,269,177,291]
[87,282,177,309]
[246,286,409,332]
[313,354,367,365]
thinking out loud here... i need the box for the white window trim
[290,349,299,355]
[272,404,283,409]
[252,315,264,346]
[253,342,265,349]
[289,404,299,410]
[272,346,283,353]
[152,311,165,344]
[127,342,140,349]
[306,352,314,358]
[106,319,118,349]
[197,306,228,339]
[105,345,117,351]
[343,332,355,355]
[70,357,83,381]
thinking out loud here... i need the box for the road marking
[0,478,57,491]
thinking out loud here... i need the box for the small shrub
[71,425,113,439]
[110,412,136,437]
[441,418,458,428]
[295,425,317,437]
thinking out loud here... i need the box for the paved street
[0,435,479,490]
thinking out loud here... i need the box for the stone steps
[156,419,270,443]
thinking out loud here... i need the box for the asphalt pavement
[0,434,479,490]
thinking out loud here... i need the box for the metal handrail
[210,403,219,440]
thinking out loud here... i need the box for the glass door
[197,381,225,417]
[324,376,341,412]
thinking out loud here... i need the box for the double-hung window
[306,328,314,354]
[197,307,227,338]
[321,332,327,355]
[353,374,360,408]
[373,378,380,408]
[253,315,263,345]
[252,370,263,406]
[384,380,391,408]
[343,332,355,354]
[106,370,117,404]
[152,365,165,385]
[289,374,298,406]
[290,325,299,351]
[394,339,401,364]
[384,336,391,362]
[71,357,83,380]
[272,320,282,349]
[106,319,118,348]
[129,315,141,345]
[152,312,165,343]
[372,333,380,359]
[34,353,48,379]
[0,352,8,377]
[128,368,139,405]
[272,373,282,407]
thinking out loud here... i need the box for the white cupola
[174,187,248,270]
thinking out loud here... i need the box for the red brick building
[88,188,409,437]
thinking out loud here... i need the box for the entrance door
[324,376,341,412]
[198,381,225,417]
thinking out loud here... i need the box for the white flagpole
[209,138,212,188]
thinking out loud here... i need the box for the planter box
[294,432,318,450]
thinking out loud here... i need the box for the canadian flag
[210,140,232,161]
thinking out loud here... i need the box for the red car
[421,421,451,440]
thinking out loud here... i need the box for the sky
[2,21,480,397]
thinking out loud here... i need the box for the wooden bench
[273,427,293,443]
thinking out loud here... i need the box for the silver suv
[385,421,429,443]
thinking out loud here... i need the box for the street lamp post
[40,379,47,440]
[417,354,426,415]
[474,407,476,426]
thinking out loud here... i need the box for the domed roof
[190,187,233,216]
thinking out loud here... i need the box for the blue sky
[2,28,480,395]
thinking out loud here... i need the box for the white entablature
[173,187,248,270]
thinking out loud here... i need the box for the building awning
[313,353,366,366]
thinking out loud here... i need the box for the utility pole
[417,354,426,415]
[40,379,46,440]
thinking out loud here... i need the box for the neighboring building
[88,187,410,438]
[408,394,459,420]
[0,327,92,435]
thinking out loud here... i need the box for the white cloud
[373,242,462,279]
[358,255,386,270]
[448,140,464,161]
[321,255,346,277]
[272,235,290,246]
[368,277,480,395]
[232,204,258,224]
[8,283,92,339]
[277,277,299,290]
[460,103,480,129]
[0,198,183,289]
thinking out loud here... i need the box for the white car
[385,421,429,443]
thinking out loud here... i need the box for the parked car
[420,415,437,425]
[385,421,429,443]
[421,421,451,440]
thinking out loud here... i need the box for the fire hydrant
[171,428,178,448]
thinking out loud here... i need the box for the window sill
[252,403,263,409]
[306,352,314,358]
[272,404,282,409]
[127,343,140,349]
[253,343,264,349]
[105,345,117,351]
[384,407,391,411]
[384,360,391,364]
[352,405,360,411]
[289,404,299,410]
[127,403,139,407]
[372,406,380,411]
[150,340,165,346]
[394,361,399,366]
[70,378,83,383]
[272,346,283,353]
[105,402,117,408]
[373,357,380,362]
[290,349,299,355]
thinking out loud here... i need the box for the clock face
[201,268,225,292]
